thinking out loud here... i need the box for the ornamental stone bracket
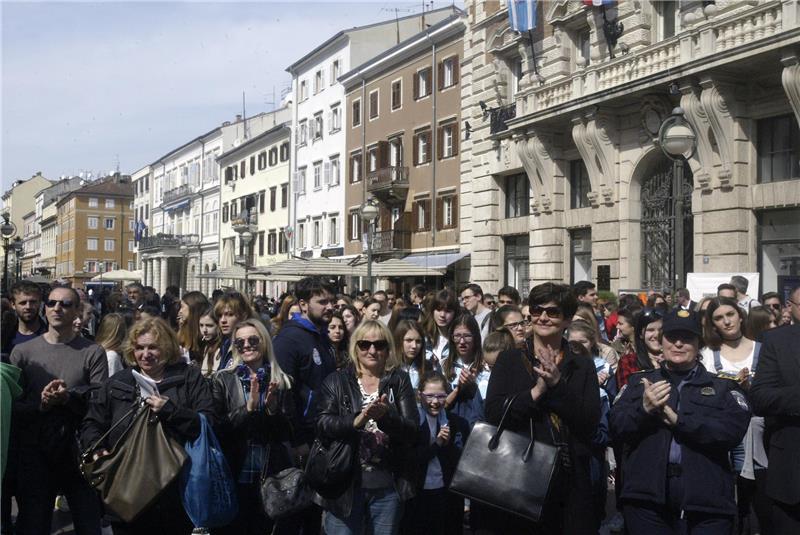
[514,130,560,216]
[781,50,800,129]
[679,80,716,192]
[571,107,617,207]
[698,75,738,189]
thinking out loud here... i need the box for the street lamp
[1,213,17,294]
[239,230,253,295]
[658,106,697,291]
[12,238,23,282]
[179,233,200,297]
[359,199,379,292]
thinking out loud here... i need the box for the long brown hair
[177,291,210,362]
[421,289,459,342]
[443,313,483,383]
[393,319,425,374]
[95,313,128,354]
[271,295,298,335]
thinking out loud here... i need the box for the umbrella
[91,269,142,282]
[22,275,52,284]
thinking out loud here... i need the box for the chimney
[235,114,242,122]
[222,121,231,127]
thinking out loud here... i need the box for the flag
[508,0,537,33]
[583,0,614,6]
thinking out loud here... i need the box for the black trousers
[401,487,463,535]
[623,472,732,535]
[771,499,800,535]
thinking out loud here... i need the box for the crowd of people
[1,273,799,535]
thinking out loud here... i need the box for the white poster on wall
[685,273,760,302]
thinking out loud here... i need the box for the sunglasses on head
[234,335,261,351]
[45,299,75,309]
[356,339,389,351]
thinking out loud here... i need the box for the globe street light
[359,199,379,292]
[658,106,697,291]
[1,213,17,294]
[240,230,254,295]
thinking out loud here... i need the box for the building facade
[286,7,459,261]
[341,14,466,291]
[54,175,135,287]
[20,210,38,278]
[461,0,800,295]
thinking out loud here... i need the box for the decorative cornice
[571,108,617,206]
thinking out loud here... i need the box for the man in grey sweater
[10,286,108,535]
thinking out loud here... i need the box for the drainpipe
[290,77,299,258]
[361,78,367,205]
[430,39,437,248]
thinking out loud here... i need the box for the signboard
[300,250,314,259]
[321,247,344,258]
[685,272,759,302]
[778,275,800,302]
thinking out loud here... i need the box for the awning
[400,251,469,270]
[199,265,280,281]
[252,256,444,278]
[165,200,190,213]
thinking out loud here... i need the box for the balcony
[231,209,258,234]
[367,167,409,203]
[163,184,194,205]
[489,104,516,135]
[138,234,189,251]
[371,229,411,254]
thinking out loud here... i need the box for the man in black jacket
[272,276,336,534]
[485,282,600,534]
[750,318,800,533]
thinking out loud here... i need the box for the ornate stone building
[461,0,800,295]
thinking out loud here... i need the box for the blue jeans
[324,487,402,535]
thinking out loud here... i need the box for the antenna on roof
[381,7,413,44]
[242,91,248,140]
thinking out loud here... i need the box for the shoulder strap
[713,349,723,372]
[752,341,762,372]
[480,313,491,330]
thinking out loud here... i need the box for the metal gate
[641,161,693,292]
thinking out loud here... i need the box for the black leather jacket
[315,365,417,517]
[211,369,294,477]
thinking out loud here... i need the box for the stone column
[141,258,148,288]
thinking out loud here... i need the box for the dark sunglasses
[356,339,389,351]
[45,299,75,309]
[767,303,782,310]
[234,335,261,351]
[530,305,563,318]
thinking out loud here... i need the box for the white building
[286,7,459,259]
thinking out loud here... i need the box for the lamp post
[239,230,253,295]
[1,213,17,294]
[658,106,697,291]
[179,234,199,297]
[359,199,379,292]
[12,238,23,282]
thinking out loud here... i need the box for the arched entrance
[640,156,693,292]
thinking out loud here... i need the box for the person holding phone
[315,320,417,535]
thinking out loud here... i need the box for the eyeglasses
[530,305,563,319]
[789,300,800,307]
[504,320,526,330]
[453,334,474,342]
[485,301,496,306]
[234,335,261,351]
[420,393,447,401]
[45,299,75,309]
[356,339,389,351]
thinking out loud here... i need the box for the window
[222,203,229,222]
[88,198,98,208]
[128,240,135,252]
[269,148,278,167]
[330,59,341,84]
[758,115,800,183]
[270,187,277,211]
[296,167,307,194]
[350,152,362,183]
[439,123,458,159]
[314,69,324,94]
[414,198,431,231]
[329,216,338,245]
[505,235,530,296]
[352,99,361,127]
[577,30,591,67]
[369,90,379,120]
[88,216,98,229]
[330,106,342,133]
[438,195,457,229]
[505,173,531,218]
[297,223,305,249]
[349,211,361,241]
[104,239,115,251]
[329,156,340,186]
[510,57,523,99]
[391,80,402,110]
[390,139,403,168]
[300,79,308,100]
[279,231,287,254]
[313,161,323,189]
[298,120,308,146]
[128,261,136,271]
[87,238,98,251]
[415,67,431,99]
[414,130,431,165]
[313,113,323,140]
[656,0,676,41]
[268,232,277,255]
[313,220,322,247]
[104,218,115,230]
[440,57,458,89]
[105,199,115,208]
[368,146,379,173]
[86,260,97,273]
[259,191,265,213]
[281,184,288,207]
[280,142,290,161]
[569,160,591,208]
[570,228,592,284]
[128,219,135,231]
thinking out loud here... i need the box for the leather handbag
[305,436,356,499]
[80,404,188,523]
[450,394,560,522]
[260,466,314,519]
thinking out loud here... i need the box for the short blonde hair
[231,319,292,390]
[348,320,400,377]
[124,317,182,367]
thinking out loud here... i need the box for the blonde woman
[95,312,128,375]
[316,320,417,535]
[211,318,293,533]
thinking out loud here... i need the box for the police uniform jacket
[609,362,751,516]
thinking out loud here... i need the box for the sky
[1,0,463,191]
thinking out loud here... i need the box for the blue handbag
[180,413,238,528]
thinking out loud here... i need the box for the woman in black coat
[483,283,601,535]
[81,317,215,535]
[315,319,417,535]
[211,318,294,534]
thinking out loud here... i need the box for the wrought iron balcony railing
[371,229,411,253]
[163,184,194,204]
[489,104,517,134]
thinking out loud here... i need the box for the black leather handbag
[260,466,314,519]
[450,394,560,522]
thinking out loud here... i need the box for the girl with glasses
[393,320,425,390]
[443,314,488,428]
[211,318,292,534]
[403,372,470,535]
[492,304,526,349]
[316,320,417,535]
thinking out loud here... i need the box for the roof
[285,6,461,74]
[56,177,133,207]
[217,123,291,162]
[151,124,221,166]
[339,14,465,88]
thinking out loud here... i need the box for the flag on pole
[508,0,538,32]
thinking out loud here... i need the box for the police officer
[610,308,751,534]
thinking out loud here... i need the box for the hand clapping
[641,378,677,427]
[354,394,389,428]
[533,345,562,388]
[40,379,69,411]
